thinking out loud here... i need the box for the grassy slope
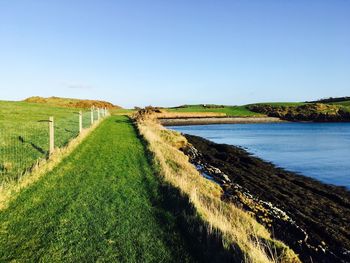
[0,101,96,182]
[248,102,305,106]
[329,100,350,111]
[168,105,262,117]
[24,96,120,109]
[110,108,135,115]
[252,101,350,110]
[136,117,300,263]
[314,100,350,113]
[249,101,350,116]
[0,116,195,262]
[0,100,87,128]
[252,101,350,113]
[330,100,350,107]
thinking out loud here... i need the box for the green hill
[24,96,121,109]
[167,104,263,117]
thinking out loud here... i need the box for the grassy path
[0,116,195,262]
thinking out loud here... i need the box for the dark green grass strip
[0,116,195,262]
[167,105,261,116]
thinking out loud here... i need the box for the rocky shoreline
[182,134,350,263]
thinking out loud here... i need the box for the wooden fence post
[49,116,54,155]
[91,106,94,125]
[79,111,82,133]
[97,108,100,121]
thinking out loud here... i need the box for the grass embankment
[0,100,98,183]
[329,100,350,107]
[156,111,226,118]
[306,96,350,105]
[248,102,305,107]
[0,116,196,262]
[110,108,135,115]
[167,105,263,117]
[135,113,300,263]
[248,102,350,121]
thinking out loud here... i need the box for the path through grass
[0,116,196,262]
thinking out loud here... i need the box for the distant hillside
[24,96,121,109]
[167,104,262,117]
[248,103,350,122]
[306,96,350,104]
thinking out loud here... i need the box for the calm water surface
[170,123,350,189]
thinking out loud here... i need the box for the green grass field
[167,104,262,116]
[0,101,98,183]
[253,100,350,108]
[329,100,350,107]
[312,100,350,112]
[248,102,306,107]
[250,101,350,113]
[0,116,196,262]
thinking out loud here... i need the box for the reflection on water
[170,122,350,189]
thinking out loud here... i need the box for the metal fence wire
[0,108,108,184]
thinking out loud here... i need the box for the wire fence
[0,107,108,184]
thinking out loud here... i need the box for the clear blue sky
[0,0,349,108]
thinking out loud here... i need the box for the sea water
[170,122,350,189]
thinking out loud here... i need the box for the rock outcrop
[182,135,350,263]
[248,103,350,122]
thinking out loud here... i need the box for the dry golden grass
[24,96,121,109]
[0,118,105,211]
[136,116,300,263]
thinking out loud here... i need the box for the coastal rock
[182,135,350,263]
